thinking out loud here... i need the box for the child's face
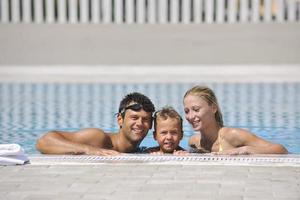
[154,117,183,153]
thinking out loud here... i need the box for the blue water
[0,83,299,154]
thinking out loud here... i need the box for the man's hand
[86,147,121,156]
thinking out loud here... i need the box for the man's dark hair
[118,92,155,118]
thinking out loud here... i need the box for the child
[145,106,187,155]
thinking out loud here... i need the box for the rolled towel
[0,155,29,165]
[0,144,29,165]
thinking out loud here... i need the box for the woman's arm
[217,128,288,155]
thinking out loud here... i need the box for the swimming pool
[0,82,299,154]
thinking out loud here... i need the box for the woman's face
[183,94,216,131]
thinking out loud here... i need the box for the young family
[36,85,288,155]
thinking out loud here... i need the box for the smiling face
[154,117,183,153]
[118,108,152,143]
[183,94,217,132]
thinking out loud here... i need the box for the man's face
[154,118,182,153]
[118,108,152,143]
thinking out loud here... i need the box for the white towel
[0,144,29,165]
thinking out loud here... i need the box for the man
[36,92,155,156]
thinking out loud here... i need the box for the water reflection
[0,83,299,153]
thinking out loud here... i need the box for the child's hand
[173,150,189,155]
[150,151,164,155]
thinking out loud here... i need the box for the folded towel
[0,143,24,156]
[0,144,29,165]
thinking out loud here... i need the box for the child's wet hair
[153,106,183,134]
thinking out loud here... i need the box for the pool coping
[1,65,300,83]
[28,154,300,167]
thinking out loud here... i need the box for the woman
[183,85,287,155]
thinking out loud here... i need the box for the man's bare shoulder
[78,128,106,134]
[72,128,111,147]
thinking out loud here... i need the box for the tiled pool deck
[1,23,300,199]
[1,154,300,200]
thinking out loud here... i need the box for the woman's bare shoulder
[188,134,201,148]
[219,127,252,137]
[219,127,254,146]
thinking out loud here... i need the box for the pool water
[0,83,299,154]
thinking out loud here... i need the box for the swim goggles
[119,103,154,115]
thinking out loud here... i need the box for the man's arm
[36,128,120,155]
[217,128,288,155]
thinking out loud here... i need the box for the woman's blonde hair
[184,85,224,127]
